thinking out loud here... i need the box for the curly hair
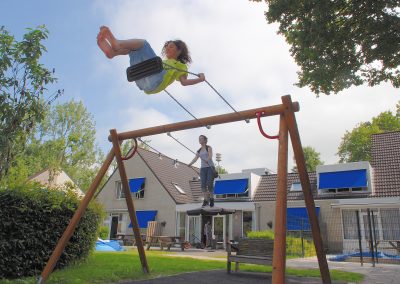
[162,39,192,64]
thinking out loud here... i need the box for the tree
[292,146,324,172]
[252,0,400,95]
[0,25,62,179]
[216,166,228,174]
[4,100,104,191]
[337,108,400,162]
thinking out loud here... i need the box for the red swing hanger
[255,111,279,140]
[121,137,138,160]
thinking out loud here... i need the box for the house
[28,168,84,197]
[96,147,272,247]
[97,131,400,254]
[255,131,400,254]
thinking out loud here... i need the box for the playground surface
[120,269,347,284]
[124,247,400,284]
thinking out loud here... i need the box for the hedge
[0,185,103,279]
[247,230,316,257]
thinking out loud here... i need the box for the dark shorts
[129,40,165,92]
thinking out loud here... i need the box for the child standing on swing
[96,26,205,94]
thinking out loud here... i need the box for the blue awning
[287,207,320,231]
[128,210,157,228]
[129,177,145,193]
[318,169,367,189]
[214,179,248,195]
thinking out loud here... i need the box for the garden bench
[227,238,273,273]
[156,236,185,251]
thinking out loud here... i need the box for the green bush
[0,185,103,279]
[247,230,316,257]
[247,230,275,240]
[98,225,110,240]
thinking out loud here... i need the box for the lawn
[0,250,364,284]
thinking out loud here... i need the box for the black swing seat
[126,56,164,82]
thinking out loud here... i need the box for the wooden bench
[156,236,185,251]
[227,238,273,273]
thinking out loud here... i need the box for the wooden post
[272,115,288,284]
[38,149,115,284]
[281,95,332,284]
[110,129,149,274]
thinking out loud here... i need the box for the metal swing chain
[163,62,250,123]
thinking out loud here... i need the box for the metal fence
[287,207,400,265]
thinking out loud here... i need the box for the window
[214,179,249,199]
[342,210,359,239]
[134,188,145,199]
[319,187,366,194]
[215,190,249,199]
[115,180,145,199]
[380,208,400,240]
[115,181,125,199]
[243,211,253,237]
[362,211,380,240]
[176,212,186,239]
[318,169,369,195]
[172,183,186,195]
[290,182,302,192]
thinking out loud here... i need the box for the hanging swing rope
[164,90,211,129]
[163,62,250,124]
[167,132,196,155]
[138,138,181,168]
[137,137,164,158]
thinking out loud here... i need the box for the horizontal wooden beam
[108,96,299,141]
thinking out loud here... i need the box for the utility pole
[216,153,221,166]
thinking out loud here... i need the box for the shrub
[247,230,316,257]
[98,225,110,239]
[0,185,103,279]
[247,230,274,240]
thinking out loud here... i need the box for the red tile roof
[371,131,400,197]
[253,172,318,201]
[136,147,200,204]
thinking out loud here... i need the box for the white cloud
[93,0,400,173]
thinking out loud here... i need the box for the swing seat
[126,56,164,82]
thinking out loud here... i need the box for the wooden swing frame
[38,95,332,284]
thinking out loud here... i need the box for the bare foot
[100,26,121,51]
[97,32,115,59]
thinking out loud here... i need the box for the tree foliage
[0,25,62,179]
[292,146,324,172]
[337,107,400,162]
[216,165,228,174]
[252,0,400,95]
[2,100,104,191]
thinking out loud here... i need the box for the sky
[1,0,399,174]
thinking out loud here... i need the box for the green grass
[0,250,364,284]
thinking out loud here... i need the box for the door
[212,215,226,248]
[188,216,201,245]
[110,216,119,239]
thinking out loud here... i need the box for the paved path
[287,256,400,284]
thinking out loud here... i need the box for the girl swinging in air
[96,26,205,94]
